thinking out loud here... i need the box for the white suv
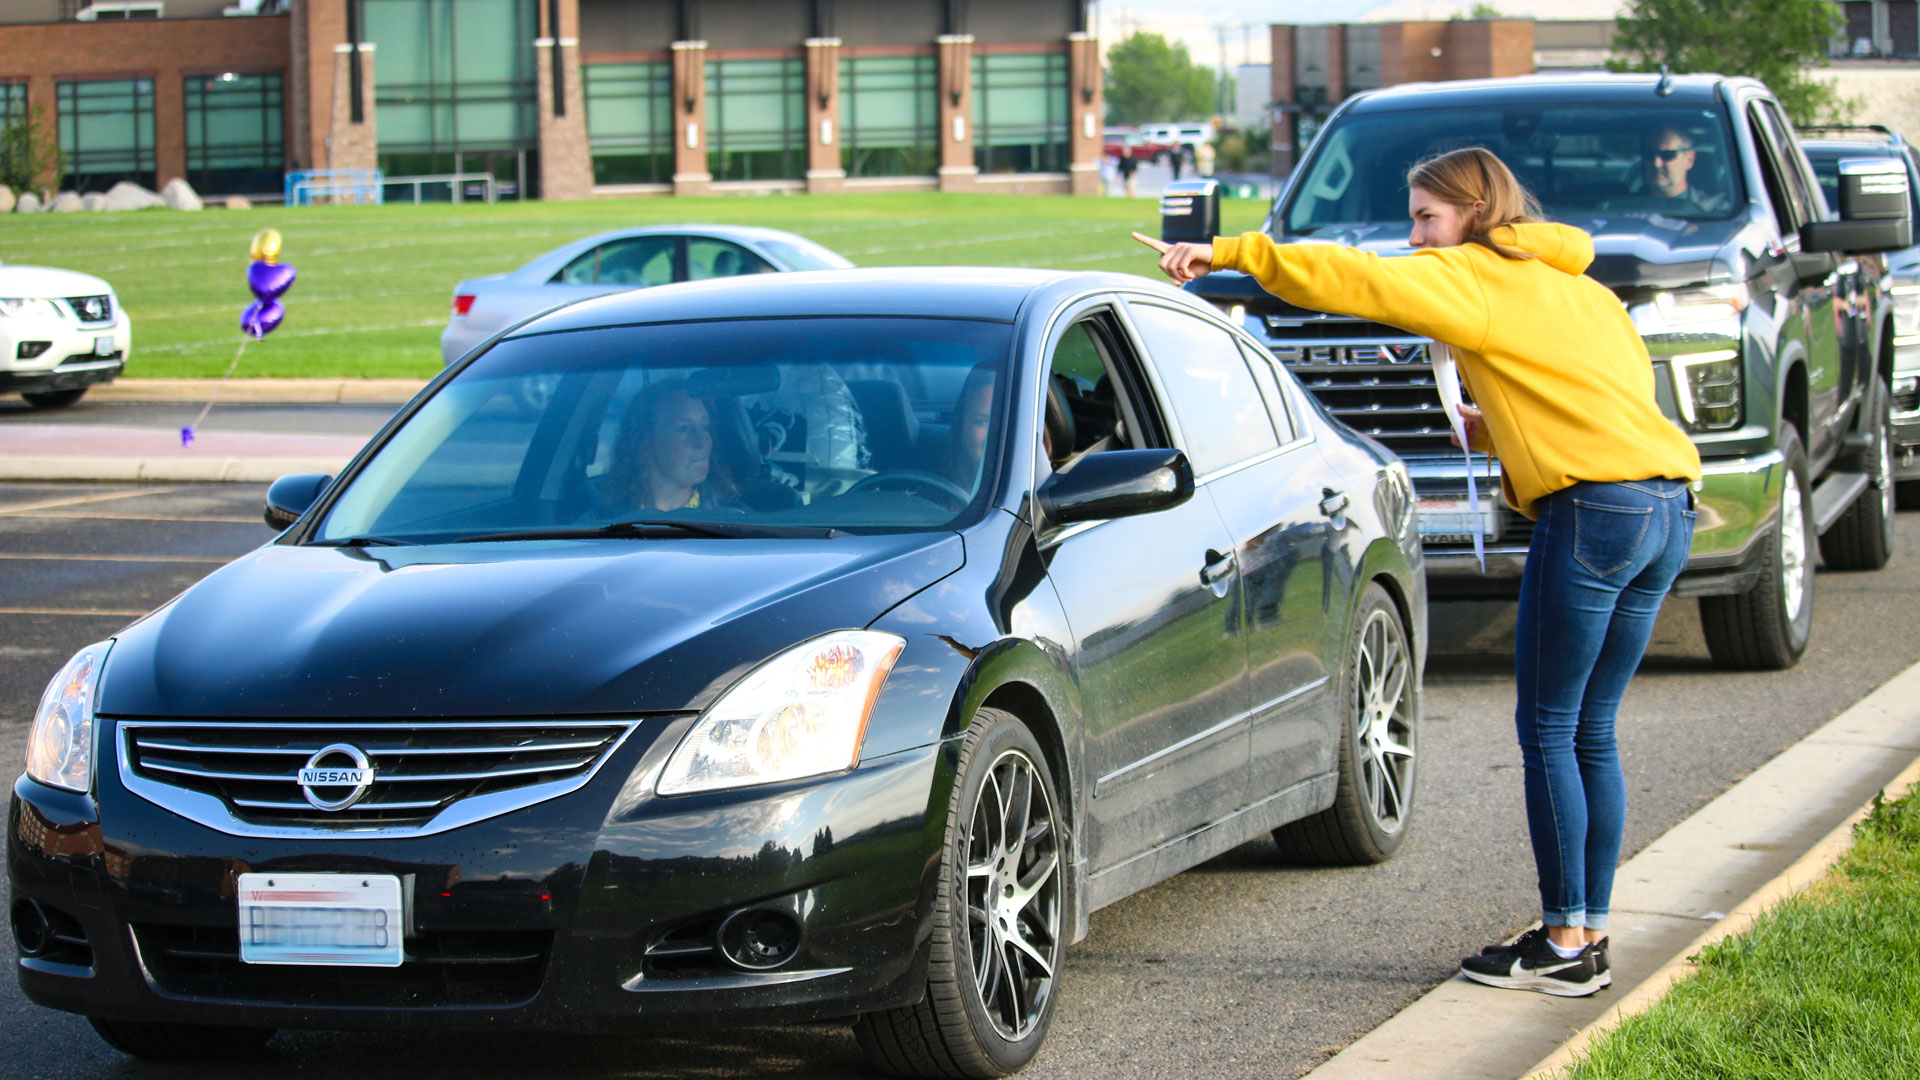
[0,263,130,408]
[1136,122,1216,163]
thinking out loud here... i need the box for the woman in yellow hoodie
[1139,147,1701,998]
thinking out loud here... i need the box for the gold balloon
[250,228,283,265]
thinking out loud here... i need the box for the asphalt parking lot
[3,476,1919,1079]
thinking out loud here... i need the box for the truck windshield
[1282,104,1745,235]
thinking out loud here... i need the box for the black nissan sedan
[11,269,1425,1077]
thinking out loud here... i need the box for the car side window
[1044,314,1156,471]
[1239,341,1297,444]
[1126,301,1282,474]
[688,239,774,281]
[555,237,676,286]
[1748,103,1818,230]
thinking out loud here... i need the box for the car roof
[509,267,1119,336]
[1346,72,1739,113]
[1800,138,1906,158]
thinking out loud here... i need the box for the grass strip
[0,193,1270,379]
[1562,788,1920,1080]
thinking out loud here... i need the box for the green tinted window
[57,78,155,191]
[364,0,537,181]
[585,62,672,185]
[184,73,284,196]
[707,58,805,181]
[0,83,25,125]
[971,52,1068,174]
[839,55,936,178]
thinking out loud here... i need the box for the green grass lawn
[0,193,1270,379]
[1563,788,1920,1080]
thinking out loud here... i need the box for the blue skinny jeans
[1514,478,1695,931]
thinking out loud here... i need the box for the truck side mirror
[1800,157,1913,254]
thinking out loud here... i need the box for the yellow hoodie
[1211,223,1702,519]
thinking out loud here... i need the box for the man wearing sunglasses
[1604,126,1729,217]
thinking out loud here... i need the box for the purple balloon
[241,299,285,339]
[247,260,297,302]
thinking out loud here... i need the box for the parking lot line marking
[0,553,231,564]
[0,487,181,515]
[0,608,150,617]
[7,512,258,524]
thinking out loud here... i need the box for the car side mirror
[264,473,332,529]
[1037,448,1195,526]
[1801,157,1913,254]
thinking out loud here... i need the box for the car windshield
[315,317,1013,543]
[1282,104,1746,235]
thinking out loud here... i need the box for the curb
[87,378,429,405]
[0,455,350,484]
[1301,657,1920,1080]
[1523,748,1920,1079]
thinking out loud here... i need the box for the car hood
[0,265,114,296]
[1205,215,1746,302]
[100,534,965,719]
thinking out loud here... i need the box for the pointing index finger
[1130,231,1172,254]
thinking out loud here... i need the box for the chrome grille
[64,294,113,324]
[1260,318,1464,457]
[118,719,638,838]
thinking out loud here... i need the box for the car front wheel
[23,388,86,408]
[1820,373,1895,570]
[855,708,1065,1078]
[1701,425,1814,669]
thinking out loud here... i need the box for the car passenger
[592,378,735,515]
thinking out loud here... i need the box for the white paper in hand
[1431,344,1486,573]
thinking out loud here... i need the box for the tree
[1104,32,1216,126]
[0,104,65,199]
[1610,0,1846,124]
[1452,3,1506,19]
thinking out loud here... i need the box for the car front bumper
[1419,450,1783,599]
[10,718,948,1033]
[0,311,129,394]
[1892,360,1920,481]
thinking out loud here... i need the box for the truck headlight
[1652,283,1749,325]
[1670,349,1742,430]
[657,631,905,795]
[26,641,111,794]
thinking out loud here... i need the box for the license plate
[237,872,403,967]
[93,335,114,356]
[1416,496,1502,544]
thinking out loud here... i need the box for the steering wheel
[846,469,973,509]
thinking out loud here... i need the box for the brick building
[1268,20,1535,176]
[0,0,1104,199]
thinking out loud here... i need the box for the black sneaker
[1481,931,1610,988]
[1459,927,1602,997]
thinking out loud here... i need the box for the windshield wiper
[310,535,417,547]
[455,518,846,543]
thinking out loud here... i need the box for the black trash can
[1160,179,1221,245]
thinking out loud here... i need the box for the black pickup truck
[1188,73,1911,669]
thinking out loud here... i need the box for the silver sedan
[440,225,853,365]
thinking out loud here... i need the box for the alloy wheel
[1354,607,1416,836]
[1780,476,1809,621]
[963,746,1062,1042]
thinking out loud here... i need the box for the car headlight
[657,631,906,795]
[0,297,61,319]
[1669,349,1742,430]
[26,641,111,794]
[1652,283,1749,325]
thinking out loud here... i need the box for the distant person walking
[1136,147,1701,998]
[1116,152,1139,198]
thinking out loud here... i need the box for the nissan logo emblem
[297,743,376,811]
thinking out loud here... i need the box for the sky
[1093,0,1627,69]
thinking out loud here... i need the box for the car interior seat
[847,379,920,472]
[711,249,740,278]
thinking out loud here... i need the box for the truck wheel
[1820,374,1895,570]
[1700,426,1813,670]
[1272,583,1417,865]
[23,388,86,409]
[88,1018,274,1060]
[854,708,1064,1078]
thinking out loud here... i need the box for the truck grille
[119,719,638,836]
[1260,317,1463,457]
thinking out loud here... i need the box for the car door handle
[1320,488,1350,517]
[1200,549,1236,591]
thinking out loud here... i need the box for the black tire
[88,1018,275,1060]
[854,708,1065,1079]
[1273,582,1417,866]
[1820,374,1895,570]
[23,388,86,409]
[1701,425,1814,670]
